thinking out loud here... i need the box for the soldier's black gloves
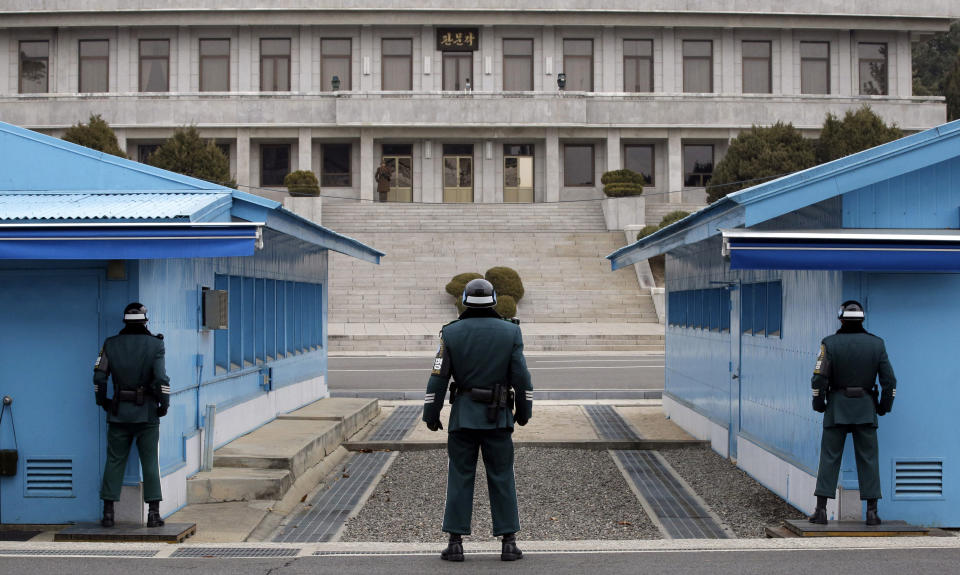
[812,396,826,413]
[878,397,893,416]
[426,420,443,431]
[515,418,528,426]
[157,406,168,418]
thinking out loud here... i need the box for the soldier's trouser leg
[851,426,881,500]
[133,423,163,502]
[480,429,520,536]
[443,430,481,535]
[100,423,136,501]
[814,426,848,498]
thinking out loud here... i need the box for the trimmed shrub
[494,295,518,319]
[636,224,660,241]
[485,266,525,301]
[601,169,644,197]
[445,272,483,297]
[659,210,690,228]
[284,170,320,197]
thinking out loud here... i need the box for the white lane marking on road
[330,365,663,372]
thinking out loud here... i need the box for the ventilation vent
[894,460,943,499]
[24,458,73,498]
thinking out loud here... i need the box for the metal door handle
[731,375,739,380]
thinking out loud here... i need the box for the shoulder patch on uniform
[813,344,826,374]
[431,341,446,375]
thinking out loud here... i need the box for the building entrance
[504,144,534,203]
[382,144,413,202]
[443,144,474,203]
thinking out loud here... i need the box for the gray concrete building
[0,2,952,207]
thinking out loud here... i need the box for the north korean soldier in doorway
[94,302,170,528]
[422,279,534,562]
[809,300,896,526]
[375,160,392,203]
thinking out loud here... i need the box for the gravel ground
[659,447,807,538]
[340,448,660,542]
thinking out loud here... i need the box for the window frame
[199,38,231,92]
[260,38,292,92]
[321,38,352,91]
[260,143,291,187]
[682,143,714,188]
[623,39,654,93]
[381,38,413,91]
[563,143,595,187]
[320,143,352,187]
[799,41,830,95]
[682,39,713,93]
[138,38,170,93]
[502,38,534,91]
[741,40,772,94]
[19,40,50,94]
[78,39,109,93]
[858,42,888,96]
[562,38,594,92]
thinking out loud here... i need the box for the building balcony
[0,91,946,133]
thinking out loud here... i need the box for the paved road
[2,548,958,575]
[328,354,664,395]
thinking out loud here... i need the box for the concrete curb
[341,439,709,452]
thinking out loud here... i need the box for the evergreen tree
[707,122,816,203]
[148,126,236,188]
[61,114,126,158]
[946,55,960,122]
[815,106,903,164]
[912,21,960,96]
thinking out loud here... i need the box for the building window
[683,144,713,187]
[563,144,594,187]
[443,52,472,91]
[740,281,782,337]
[139,39,169,92]
[382,38,413,90]
[261,144,290,186]
[138,144,160,164]
[623,39,653,92]
[741,41,771,94]
[199,38,230,92]
[321,144,351,187]
[321,38,351,91]
[79,39,109,93]
[503,38,533,91]
[260,38,291,91]
[19,40,49,93]
[623,144,654,185]
[563,39,593,91]
[858,42,888,96]
[682,40,713,93]
[800,41,830,95]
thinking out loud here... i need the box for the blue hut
[0,122,382,524]
[608,120,960,527]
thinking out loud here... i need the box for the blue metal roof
[0,192,232,222]
[608,118,960,270]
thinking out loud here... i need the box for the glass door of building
[443,144,474,203]
[443,53,472,91]
[381,144,413,202]
[504,144,534,203]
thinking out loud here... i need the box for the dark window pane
[800,41,830,95]
[261,39,290,91]
[382,144,413,155]
[200,38,229,57]
[623,144,654,185]
[624,39,652,57]
[753,282,767,336]
[504,39,534,91]
[800,42,829,59]
[564,144,594,187]
[443,53,472,91]
[200,39,230,92]
[741,41,770,59]
[321,144,351,187]
[261,39,290,56]
[261,144,290,186]
[79,40,109,93]
[741,283,753,334]
[20,40,49,93]
[721,288,731,332]
[443,143,473,155]
[683,40,712,93]
[504,144,534,156]
[742,41,771,94]
[140,39,169,57]
[858,43,887,95]
[80,39,108,58]
[382,39,413,91]
[683,144,713,187]
[624,40,653,92]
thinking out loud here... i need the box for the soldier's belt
[114,387,146,405]
[832,386,866,398]
[461,388,494,403]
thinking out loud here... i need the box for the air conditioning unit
[202,288,229,330]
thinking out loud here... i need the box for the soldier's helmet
[838,300,865,322]
[462,279,497,309]
[123,302,149,324]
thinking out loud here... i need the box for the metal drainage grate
[368,405,421,441]
[0,549,157,557]
[274,451,394,543]
[171,547,299,558]
[614,450,728,539]
[584,405,641,440]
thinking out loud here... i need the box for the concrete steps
[187,398,379,505]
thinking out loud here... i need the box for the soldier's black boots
[441,533,464,562]
[146,501,165,528]
[808,496,828,525]
[865,499,882,526]
[501,533,523,561]
[101,500,115,528]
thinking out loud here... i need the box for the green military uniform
[94,327,170,503]
[811,326,896,501]
[423,308,534,536]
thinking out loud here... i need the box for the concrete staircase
[186,398,379,505]
[324,202,664,353]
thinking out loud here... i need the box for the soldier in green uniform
[809,300,896,526]
[422,279,533,562]
[94,302,170,528]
